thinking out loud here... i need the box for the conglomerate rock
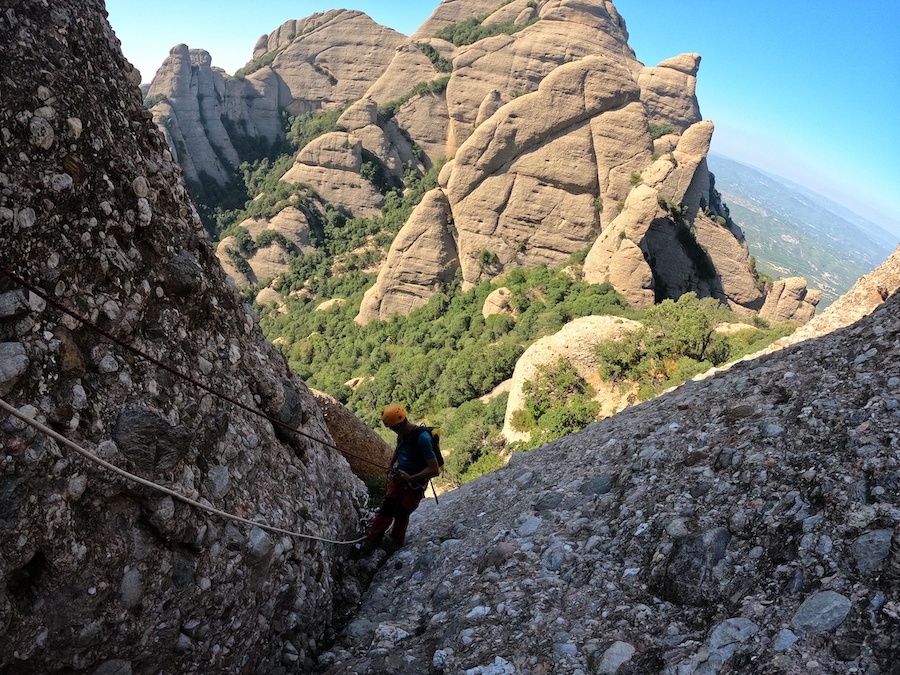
[321,286,900,674]
[0,2,370,672]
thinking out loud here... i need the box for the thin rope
[0,265,389,472]
[0,397,366,546]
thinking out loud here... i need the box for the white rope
[0,397,366,546]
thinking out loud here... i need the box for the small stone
[774,628,799,651]
[67,117,82,139]
[16,207,36,229]
[67,475,87,500]
[792,591,851,634]
[136,197,152,225]
[517,516,542,537]
[851,529,893,575]
[579,475,613,495]
[29,116,54,149]
[0,342,29,396]
[205,466,231,499]
[132,176,149,198]
[595,641,635,673]
[433,648,454,671]
[50,173,73,191]
[246,526,274,564]
[120,566,143,609]
[466,605,491,619]
[97,355,119,373]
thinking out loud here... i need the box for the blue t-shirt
[395,428,436,475]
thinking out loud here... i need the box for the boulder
[482,287,516,318]
[759,277,821,324]
[502,315,641,443]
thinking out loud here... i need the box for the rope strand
[0,265,389,472]
[0,396,366,545]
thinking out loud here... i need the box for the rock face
[351,0,788,322]
[141,0,816,325]
[145,11,407,186]
[319,281,900,674]
[146,45,242,186]
[0,3,369,672]
[311,390,393,481]
[501,315,641,443]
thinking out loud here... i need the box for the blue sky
[106,0,900,237]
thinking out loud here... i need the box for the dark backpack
[406,425,444,472]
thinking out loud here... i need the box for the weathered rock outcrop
[501,315,641,443]
[356,188,459,323]
[311,390,393,481]
[638,53,702,134]
[146,11,407,186]
[320,274,900,675]
[759,276,821,324]
[0,3,369,672]
[140,0,815,325]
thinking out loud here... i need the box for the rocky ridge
[324,268,900,673]
[0,3,369,672]
[144,0,819,327]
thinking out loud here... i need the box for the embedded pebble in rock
[595,641,635,673]
[851,529,894,574]
[29,116,54,148]
[0,342,28,395]
[792,591,852,634]
[205,465,231,499]
[50,173,73,191]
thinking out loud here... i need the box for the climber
[362,404,440,551]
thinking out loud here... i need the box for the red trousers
[366,479,426,546]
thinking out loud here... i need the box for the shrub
[435,15,539,46]
[649,123,676,139]
[416,42,453,73]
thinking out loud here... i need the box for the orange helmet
[381,403,407,427]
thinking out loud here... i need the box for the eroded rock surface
[0,3,369,672]
[322,288,900,674]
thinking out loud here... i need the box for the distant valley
[708,154,897,306]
